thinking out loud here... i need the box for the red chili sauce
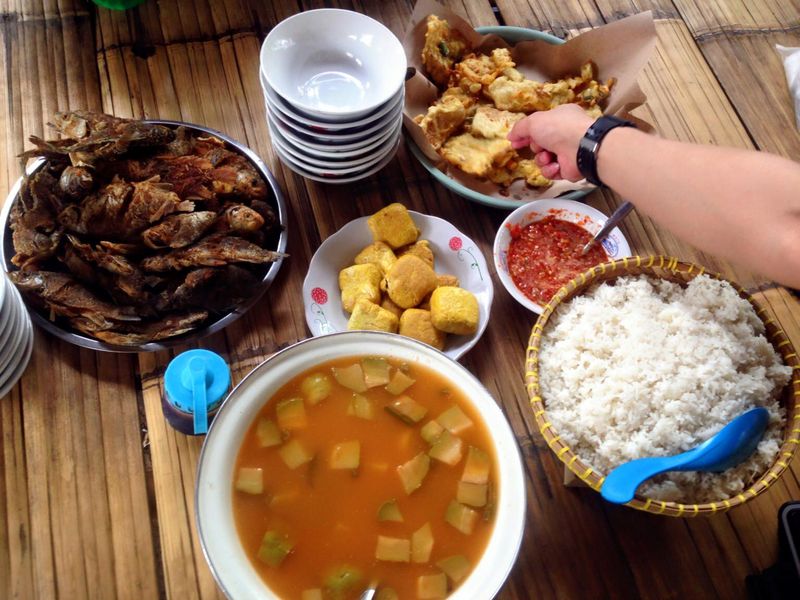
[507,216,608,305]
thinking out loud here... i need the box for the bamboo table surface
[1,1,799,599]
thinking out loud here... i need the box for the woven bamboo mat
[1,1,799,599]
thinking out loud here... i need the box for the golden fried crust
[421,15,470,87]
[486,158,552,188]
[452,48,515,88]
[485,76,552,112]
[468,105,526,139]
[440,133,515,177]
[415,94,470,150]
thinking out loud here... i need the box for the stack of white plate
[0,274,33,396]
[259,9,407,184]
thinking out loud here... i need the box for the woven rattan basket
[525,255,800,517]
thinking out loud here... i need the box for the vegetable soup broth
[232,356,498,599]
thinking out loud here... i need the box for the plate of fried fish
[403,6,655,209]
[1,111,288,351]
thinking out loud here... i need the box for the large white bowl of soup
[196,331,526,599]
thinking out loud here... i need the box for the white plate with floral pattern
[302,210,494,360]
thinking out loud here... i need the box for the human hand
[507,104,594,181]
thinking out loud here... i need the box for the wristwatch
[576,115,636,187]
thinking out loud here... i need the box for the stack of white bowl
[259,9,407,184]
[0,274,33,396]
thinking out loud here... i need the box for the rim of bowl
[492,199,632,314]
[403,24,591,210]
[195,331,527,600]
[269,121,389,169]
[0,120,289,353]
[260,9,407,118]
[262,71,405,132]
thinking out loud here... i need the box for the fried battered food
[421,15,471,87]
[413,88,476,150]
[486,158,551,188]
[440,133,515,178]
[452,48,515,89]
[469,105,525,139]
[10,111,285,345]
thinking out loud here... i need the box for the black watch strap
[576,115,635,187]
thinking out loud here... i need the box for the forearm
[597,128,800,287]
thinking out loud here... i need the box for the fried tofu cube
[367,203,420,249]
[430,286,479,335]
[399,309,446,350]
[348,299,399,333]
[339,264,382,313]
[354,242,397,275]
[381,296,404,319]
[398,240,434,269]
[436,274,460,288]
[385,255,438,309]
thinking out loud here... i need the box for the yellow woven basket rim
[525,255,800,517]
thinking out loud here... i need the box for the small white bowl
[267,99,403,144]
[270,119,399,171]
[260,9,407,120]
[302,211,494,360]
[261,71,404,132]
[270,120,401,177]
[270,128,401,184]
[493,199,632,314]
[196,331,526,600]
[267,108,401,154]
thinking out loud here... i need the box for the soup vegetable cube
[457,481,488,507]
[436,555,471,584]
[411,522,434,563]
[279,439,313,469]
[301,590,323,600]
[417,573,448,599]
[276,397,307,430]
[332,363,368,393]
[330,441,360,470]
[301,373,332,405]
[378,499,404,522]
[256,418,282,447]
[235,467,263,495]
[428,430,464,465]
[436,405,473,434]
[397,452,430,494]
[347,394,375,420]
[257,530,294,567]
[362,357,392,388]
[462,446,491,484]
[324,565,363,596]
[420,420,445,444]
[385,395,428,424]
[375,535,411,562]
[445,500,479,535]
[385,370,415,395]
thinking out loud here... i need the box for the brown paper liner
[402,0,657,203]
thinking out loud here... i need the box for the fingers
[534,151,554,167]
[508,117,543,152]
[541,162,561,180]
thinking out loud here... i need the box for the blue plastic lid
[164,349,231,435]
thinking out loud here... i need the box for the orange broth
[232,356,499,599]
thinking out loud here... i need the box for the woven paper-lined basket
[525,255,800,517]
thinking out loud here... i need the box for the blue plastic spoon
[601,407,770,504]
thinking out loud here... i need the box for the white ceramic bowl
[270,127,401,184]
[302,211,494,360]
[196,331,526,600]
[260,9,406,120]
[493,199,632,314]
[269,122,387,169]
[270,120,401,175]
[261,71,404,133]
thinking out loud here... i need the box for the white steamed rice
[538,274,792,502]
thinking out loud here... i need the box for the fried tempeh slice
[140,235,286,272]
[421,15,471,87]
